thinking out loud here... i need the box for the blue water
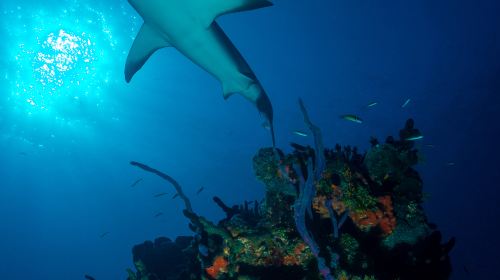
[1,0,498,279]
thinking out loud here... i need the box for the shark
[125,0,276,146]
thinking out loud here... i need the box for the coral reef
[126,106,454,280]
[127,236,199,280]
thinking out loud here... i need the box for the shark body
[125,0,275,146]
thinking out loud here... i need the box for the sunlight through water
[35,29,95,91]
[0,0,140,145]
[2,1,138,122]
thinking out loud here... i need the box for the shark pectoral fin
[125,23,170,82]
[199,0,273,28]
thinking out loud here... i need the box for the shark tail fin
[125,23,170,83]
[202,0,273,27]
[269,120,276,148]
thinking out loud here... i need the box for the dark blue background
[0,0,498,279]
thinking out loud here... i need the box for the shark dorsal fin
[125,23,170,82]
[197,0,273,28]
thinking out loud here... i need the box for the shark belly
[171,22,261,102]
[125,0,276,146]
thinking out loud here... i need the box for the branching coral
[290,98,334,280]
[130,161,193,213]
[127,118,454,280]
[326,199,349,239]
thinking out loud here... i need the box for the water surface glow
[2,1,138,122]
[35,29,95,90]
[0,1,140,147]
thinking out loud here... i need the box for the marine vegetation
[126,101,454,280]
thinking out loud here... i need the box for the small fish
[130,178,143,188]
[292,130,308,137]
[401,98,411,108]
[154,212,163,218]
[172,193,179,199]
[424,144,435,148]
[99,232,109,239]
[340,114,363,124]
[446,162,456,166]
[196,187,204,195]
[404,134,424,141]
[84,275,96,280]
[154,192,168,198]
[366,102,378,108]
[18,152,28,156]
